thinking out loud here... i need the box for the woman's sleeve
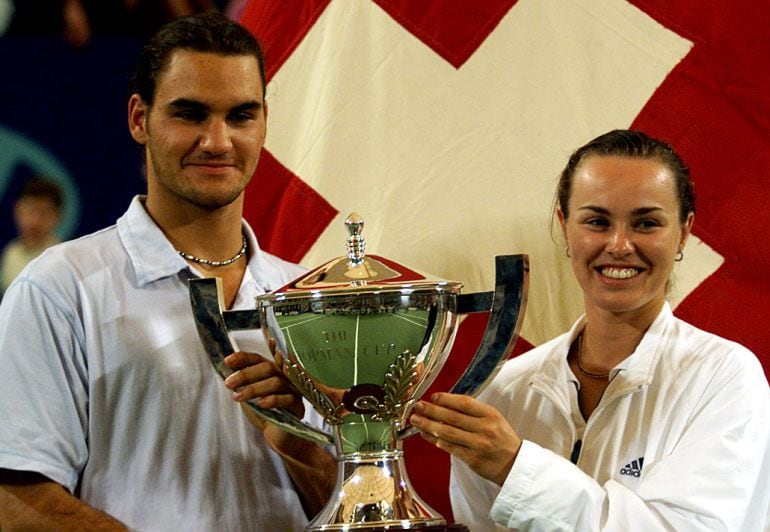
[490,350,770,531]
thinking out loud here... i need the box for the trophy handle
[189,277,333,446]
[399,254,528,440]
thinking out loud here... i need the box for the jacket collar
[530,303,674,400]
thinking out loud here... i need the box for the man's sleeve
[0,274,88,493]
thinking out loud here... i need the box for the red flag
[240,0,770,520]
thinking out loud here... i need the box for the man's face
[128,50,266,211]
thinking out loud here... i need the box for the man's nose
[199,119,232,153]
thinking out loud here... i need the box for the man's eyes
[173,110,256,123]
[175,109,207,121]
[228,111,256,123]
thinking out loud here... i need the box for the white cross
[264,0,722,344]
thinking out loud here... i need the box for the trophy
[189,213,528,531]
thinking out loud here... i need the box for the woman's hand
[409,392,522,486]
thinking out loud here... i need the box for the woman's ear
[679,211,695,252]
[557,207,568,242]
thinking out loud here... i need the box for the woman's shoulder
[663,314,766,386]
[668,315,755,359]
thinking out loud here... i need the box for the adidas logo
[620,457,644,478]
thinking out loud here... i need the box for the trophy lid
[261,213,462,302]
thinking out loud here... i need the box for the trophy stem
[307,445,446,530]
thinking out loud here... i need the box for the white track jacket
[450,303,770,531]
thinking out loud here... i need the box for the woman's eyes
[585,217,609,227]
[582,218,662,230]
[635,218,662,230]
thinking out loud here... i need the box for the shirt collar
[117,196,297,293]
[242,224,297,295]
[118,196,186,287]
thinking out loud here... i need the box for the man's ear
[128,94,149,145]
[262,98,269,135]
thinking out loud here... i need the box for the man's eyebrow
[167,98,208,110]
[166,99,263,113]
[230,100,263,113]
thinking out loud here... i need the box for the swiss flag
[239,0,770,521]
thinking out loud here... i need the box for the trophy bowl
[189,213,528,531]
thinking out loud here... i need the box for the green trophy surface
[265,290,457,458]
[277,309,430,389]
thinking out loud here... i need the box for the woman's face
[558,155,693,320]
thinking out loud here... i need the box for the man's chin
[184,190,244,211]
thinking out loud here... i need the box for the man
[0,12,334,530]
[0,177,63,294]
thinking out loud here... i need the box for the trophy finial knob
[345,213,366,266]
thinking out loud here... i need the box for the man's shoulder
[252,249,306,287]
[18,224,121,284]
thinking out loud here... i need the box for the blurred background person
[5,0,227,48]
[0,0,11,35]
[0,177,63,294]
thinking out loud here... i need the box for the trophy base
[348,525,469,531]
[308,450,456,531]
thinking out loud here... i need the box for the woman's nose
[606,226,634,256]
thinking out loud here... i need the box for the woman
[409,130,770,531]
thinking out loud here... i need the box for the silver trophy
[189,213,528,531]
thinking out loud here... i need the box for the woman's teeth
[601,267,639,279]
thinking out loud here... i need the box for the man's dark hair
[129,11,266,106]
[555,129,696,225]
[17,178,64,210]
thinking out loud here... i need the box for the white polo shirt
[0,197,313,531]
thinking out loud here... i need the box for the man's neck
[143,195,250,309]
[143,194,245,260]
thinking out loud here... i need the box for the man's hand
[409,392,522,486]
[222,352,335,517]
[223,351,304,418]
